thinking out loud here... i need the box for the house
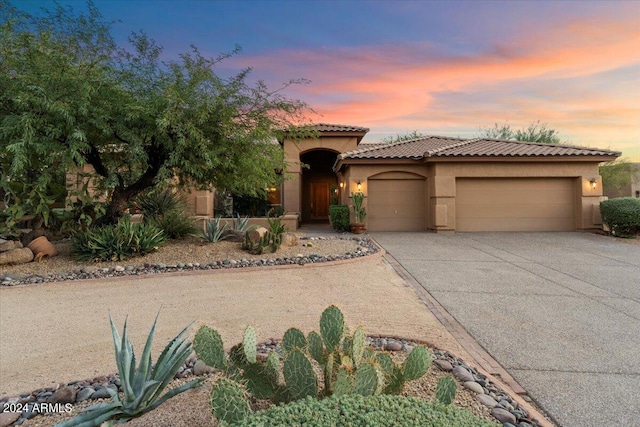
[603,163,640,199]
[187,123,620,232]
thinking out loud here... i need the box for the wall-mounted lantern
[356,181,362,191]
[589,178,597,190]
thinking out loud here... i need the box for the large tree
[1,1,311,225]
[478,121,562,144]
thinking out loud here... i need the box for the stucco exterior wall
[283,136,359,215]
[343,160,605,232]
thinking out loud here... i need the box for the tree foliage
[1,0,312,225]
[478,121,562,144]
[381,130,428,144]
[599,158,636,191]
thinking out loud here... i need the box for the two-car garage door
[455,178,576,232]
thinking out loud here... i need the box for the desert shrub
[329,205,350,232]
[600,198,640,237]
[240,394,498,427]
[147,212,198,239]
[136,188,196,239]
[194,305,436,425]
[71,218,166,261]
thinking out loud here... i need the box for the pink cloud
[229,11,640,159]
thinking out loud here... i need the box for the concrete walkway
[0,256,468,397]
[372,231,640,427]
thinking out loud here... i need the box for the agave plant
[203,216,228,243]
[56,314,202,427]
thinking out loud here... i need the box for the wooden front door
[310,182,330,220]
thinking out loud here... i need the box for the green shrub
[136,188,197,239]
[56,314,201,427]
[148,212,198,239]
[329,205,350,232]
[194,305,434,425]
[600,198,640,237]
[240,394,498,427]
[71,218,166,261]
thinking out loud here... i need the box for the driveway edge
[381,250,557,427]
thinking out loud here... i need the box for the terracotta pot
[350,223,366,234]
[27,236,58,259]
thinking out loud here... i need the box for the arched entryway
[300,149,339,223]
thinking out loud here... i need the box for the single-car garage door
[456,178,576,232]
[368,178,426,231]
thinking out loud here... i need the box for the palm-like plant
[55,314,202,427]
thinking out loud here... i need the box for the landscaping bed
[2,337,547,427]
[0,236,376,286]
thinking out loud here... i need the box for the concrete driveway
[371,232,640,427]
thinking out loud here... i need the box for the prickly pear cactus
[283,327,307,352]
[353,362,381,396]
[307,331,325,363]
[324,352,335,395]
[283,349,317,400]
[242,364,276,399]
[351,326,366,367]
[194,325,227,370]
[333,366,353,396]
[266,351,280,385]
[435,376,457,405]
[209,379,251,425]
[375,352,394,376]
[320,305,344,352]
[382,365,405,395]
[242,326,257,364]
[403,345,432,381]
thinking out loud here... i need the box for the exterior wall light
[356,181,362,191]
[589,178,597,190]
[339,182,344,188]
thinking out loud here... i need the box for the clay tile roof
[311,123,370,133]
[338,136,464,160]
[338,136,620,161]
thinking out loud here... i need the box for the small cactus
[353,362,381,396]
[242,364,276,399]
[242,326,257,364]
[351,326,366,367]
[194,325,226,370]
[403,345,432,381]
[333,366,353,396]
[283,327,307,352]
[283,349,317,400]
[209,379,251,425]
[320,305,344,352]
[265,351,280,385]
[307,331,325,363]
[435,376,457,405]
[324,352,335,395]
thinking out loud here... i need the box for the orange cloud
[230,10,640,159]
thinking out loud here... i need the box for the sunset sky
[19,1,640,160]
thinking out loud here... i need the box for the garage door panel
[456,203,575,219]
[368,179,426,231]
[456,178,575,232]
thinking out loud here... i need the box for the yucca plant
[135,188,189,221]
[55,314,202,427]
[203,216,228,243]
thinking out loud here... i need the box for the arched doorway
[300,149,339,223]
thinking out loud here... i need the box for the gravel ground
[0,235,360,279]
